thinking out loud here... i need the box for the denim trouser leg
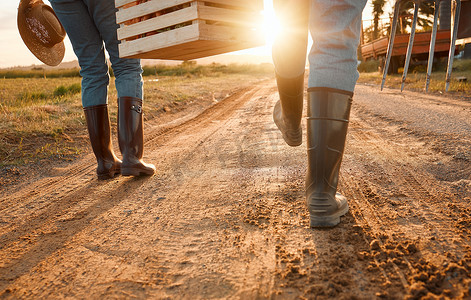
[308,0,367,93]
[49,0,143,107]
[272,0,366,93]
[83,0,143,100]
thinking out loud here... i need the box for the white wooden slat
[116,0,193,23]
[205,0,263,11]
[119,23,200,58]
[148,40,221,60]
[117,6,198,40]
[168,45,250,60]
[119,22,263,59]
[117,4,262,41]
[115,0,137,9]
[122,38,260,60]
[198,22,263,43]
[197,5,262,28]
[162,39,262,60]
[116,0,264,60]
[115,0,263,12]
[116,0,263,23]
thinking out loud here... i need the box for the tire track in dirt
[0,86,262,241]
[339,85,471,298]
[0,81,383,299]
[176,87,386,299]
[0,84,265,296]
[0,86,257,210]
[135,86,279,298]
[1,81,470,299]
[347,94,470,246]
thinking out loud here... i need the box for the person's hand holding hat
[17,0,66,66]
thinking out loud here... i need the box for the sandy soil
[0,80,470,299]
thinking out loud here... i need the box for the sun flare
[261,0,282,48]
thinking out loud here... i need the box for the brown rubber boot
[306,88,352,227]
[83,104,121,180]
[117,97,155,176]
[273,73,304,146]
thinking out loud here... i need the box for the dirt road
[0,80,470,299]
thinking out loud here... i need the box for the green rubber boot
[306,88,352,227]
[273,73,304,147]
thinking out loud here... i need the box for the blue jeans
[49,0,143,108]
[273,0,367,93]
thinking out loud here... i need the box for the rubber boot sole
[309,194,349,228]
[121,167,154,177]
[97,168,120,180]
[273,101,302,147]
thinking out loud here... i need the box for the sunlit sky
[0,0,383,69]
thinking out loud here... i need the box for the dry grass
[0,71,273,167]
[358,70,471,95]
[0,77,84,165]
[358,59,471,98]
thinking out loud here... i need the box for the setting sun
[237,0,282,57]
[261,0,282,48]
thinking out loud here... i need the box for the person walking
[18,0,155,179]
[272,0,367,227]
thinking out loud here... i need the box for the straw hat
[17,0,66,66]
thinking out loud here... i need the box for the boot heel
[97,164,120,180]
[308,193,349,227]
[121,167,154,177]
[97,172,115,180]
[284,128,302,146]
[273,74,304,147]
[310,215,341,228]
[121,168,139,177]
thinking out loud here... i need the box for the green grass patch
[143,62,274,77]
[452,59,471,72]
[0,69,273,167]
[18,91,49,103]
[2,62,274,79]
[0,68,81,79]
[53,83,81,97]
[358,59,471,96]
[358,60,381,73]
[0,77,85,166]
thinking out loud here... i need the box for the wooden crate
[115,0,264,60]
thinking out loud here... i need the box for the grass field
[358,59,471,98]
[1,59,468,168]
[0,63,273,167]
